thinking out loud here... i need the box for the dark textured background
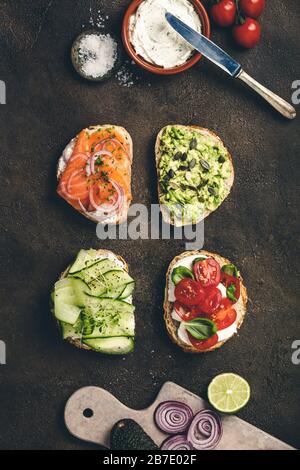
[0,0,299,450]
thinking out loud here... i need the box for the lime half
[208,373,251,414]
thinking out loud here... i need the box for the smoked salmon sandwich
[57,125,133,224]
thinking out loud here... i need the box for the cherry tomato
[174,301,200,322]
[212,299,237,330]
[174,279,205,306]
[221,272,240,302]
[233,18,261,48]
[197,286,222,314]
[193,258,221,288]
[188,333,219,351]
[210,0,237,27]
[239,0,265,18]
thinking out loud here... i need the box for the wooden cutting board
[64,381,294,450]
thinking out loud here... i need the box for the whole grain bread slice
[164,250,248,353]
[57,125,133,224]
[155,125,234,226]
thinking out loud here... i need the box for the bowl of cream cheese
[122,0,210,75]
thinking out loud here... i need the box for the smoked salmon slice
[57,126,133,223]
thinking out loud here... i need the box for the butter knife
[166,12,296,120]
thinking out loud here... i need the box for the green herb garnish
[183,318,217,340]
[222,264,238,278]
[227,283,237,302]
[171,266,194,285]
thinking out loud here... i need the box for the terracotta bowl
[122,0,211,75]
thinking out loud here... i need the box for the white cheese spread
[129,0,202,68]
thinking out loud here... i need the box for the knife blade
[165,12,296,120]
[165,12,241,77]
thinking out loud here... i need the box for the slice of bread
[164,250,248,353]
[155,125,234,226]
[57,125,133,224]
[56,249,129,351]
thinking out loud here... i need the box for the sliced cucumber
[73,258,122,280]
[60,321,80,340]
[84,296,135,318]
[54,280,81,324]
[69,249,101,274]
[100,270,134,299]
[55,302,81,325]
[82,310,135,339]
[118,282,135,300]
[83,337,134,354]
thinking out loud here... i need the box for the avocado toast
[156,125,234,226]
[51,249,135,354]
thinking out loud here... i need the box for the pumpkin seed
[173,151,182,160]
[200,159,210,171]
[179,165,188,171]
[190,138,197,150]
[180,152,187,161]
[218,156,225,164]
[189,158,196,169]
[208,186,216,196]
[168,169,175,178]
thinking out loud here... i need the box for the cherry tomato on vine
[233,17,261,48]
[210,0,237,27]
[240,0,265,19]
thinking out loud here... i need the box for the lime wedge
[208,373,250,413]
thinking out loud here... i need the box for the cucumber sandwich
[50,249,135,354]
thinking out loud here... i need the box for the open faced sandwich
[156,125,234,226]
[51,249,135,354]
[57,125,133,224]
[164,250,247,352]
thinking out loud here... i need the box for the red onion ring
[160,435,193,451]
[77,199,88,213]
[68,152,89,164]
[66,169,87,197]
[154,401,193,434]
[87,150,113,175]
[95,138,129,156]
[187,409,222,450]
[88,178,125,222]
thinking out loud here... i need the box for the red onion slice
[160,435,193,451]
[88,178,125,222]
[154,401,193,434]
[187,409,222,450]
[87,150,113,175]
[95,138,129,157]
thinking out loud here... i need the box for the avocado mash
[158,126,232,224]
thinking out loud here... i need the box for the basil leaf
[222,264,238,278]
[227,283,237,302]
[183,318,217,340]
[192,257,206,266]
[171,266,194,285]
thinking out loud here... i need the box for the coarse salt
[78,33,117,79]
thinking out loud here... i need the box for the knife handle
[237,70,296,120]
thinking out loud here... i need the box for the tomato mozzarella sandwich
[164,250,248,352]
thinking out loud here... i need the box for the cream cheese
[129,0,202,68]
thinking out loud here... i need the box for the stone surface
[0,0,299,450]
